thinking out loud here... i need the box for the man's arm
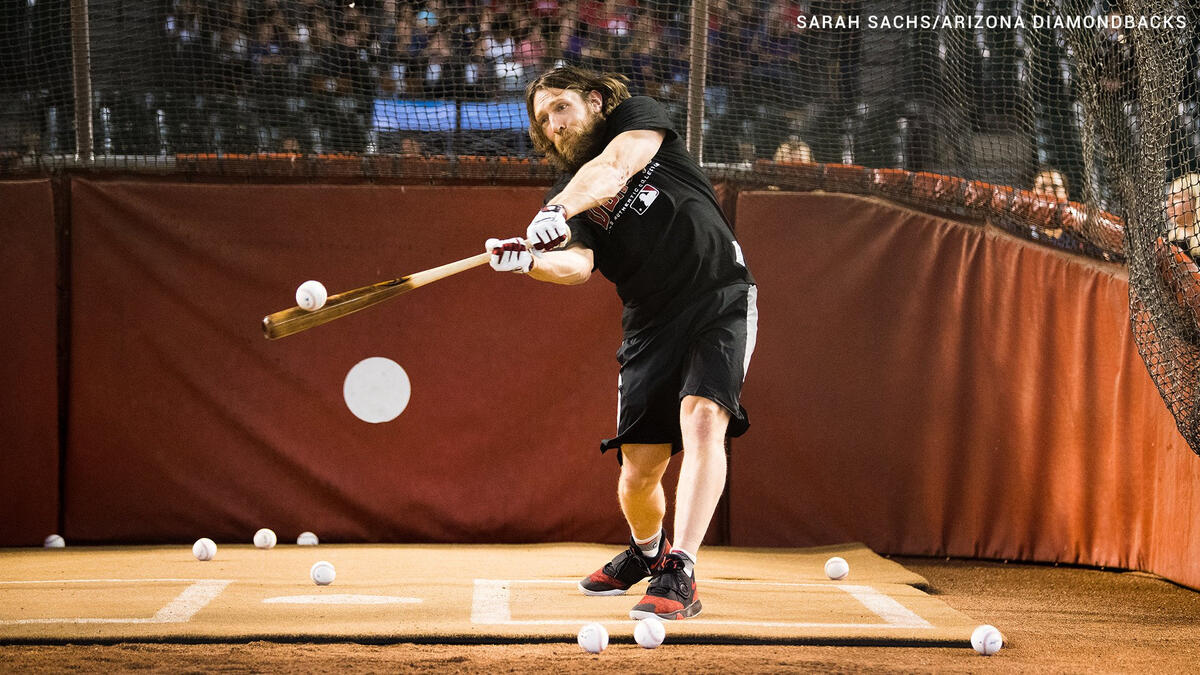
[548,128,666,218]
[485,237,593,285]
[487,128,664,281]
[528,245,594,285]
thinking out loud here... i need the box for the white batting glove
[486,237,532,273]
[526,204,570,256]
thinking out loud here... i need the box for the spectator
[310,17,372,152]
[251,16,293,151]
[437,11,476,97]
[481,10,522,92]
[465,26,492,95]
[558,2,585,66]
[627,11,660,96]
[400,136,423,157]
[514,15,547,77]
[578,22,613,74]
[750,2,800,106]
[1033,168,1070,202]
[380,5,410,94]
[773,134,812,163]
[1167,173,1200,259]
[596,0,634,72]
[164,0,210,152]
[531,0,561,51]
[1028,168,1068,241]
[424,26,454,98]
[211,3,254,152]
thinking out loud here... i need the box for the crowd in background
[149,0,837,158]
[6,0,1200,209]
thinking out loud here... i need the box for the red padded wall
[67,180,630,544]
[731,191,1199,588]
[37,179,1200,590]
[0,179,59,545]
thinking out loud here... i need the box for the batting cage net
[3,0,1200,453]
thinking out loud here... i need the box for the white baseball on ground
[253,528,277,549]
[971,624,1004,655]
[577,622,609,654]
[43,534,65,548]
[825,556,850,580]
[310,560,336,585]
[295,280,328,311]
[634,617,666,648]
[192,537,217,561]
[296,531,319,546]
[343,357,411,424]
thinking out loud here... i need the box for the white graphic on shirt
[732,240,745,266]
[631,185,660,215]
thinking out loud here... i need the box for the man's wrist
[541,203,569,218]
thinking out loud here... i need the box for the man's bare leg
[672,395,731,558]
[578,443,674,597]
[627,396,727,619]
[618,443,672,541]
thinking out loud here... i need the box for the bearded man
[483,66,757,621]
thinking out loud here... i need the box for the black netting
[4,0,1200,453]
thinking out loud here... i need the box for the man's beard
[552,112,606,172]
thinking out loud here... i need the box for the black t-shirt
[546,96,754,334]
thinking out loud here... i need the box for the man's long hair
[525,66,631,166]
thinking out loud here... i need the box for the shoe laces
[647,554,691,597]
[660,553,686,572]
[608,544,652,577]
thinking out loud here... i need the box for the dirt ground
[2,556,1198,673]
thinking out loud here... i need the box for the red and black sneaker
[628,552,702,620]
[578,538,672,596]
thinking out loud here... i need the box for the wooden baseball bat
[262,250,493,340]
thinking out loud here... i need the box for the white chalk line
[0,579,231,626]
[470,578,934,629]
[0,578,223,585]
[471,580,512,623]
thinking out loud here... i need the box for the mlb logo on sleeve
[631,185,660,215]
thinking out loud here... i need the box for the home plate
[263,595,423,605]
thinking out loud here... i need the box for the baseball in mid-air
[971,624,1004,655]
[825,556,850,580]
[253,528,277,549]
[310,560,336,585]
[634,617,666,648]
[577,622,609,654]
[296,531,319,546]
[295,280,328,311]
[43,534,65,548]
[192,537,217,561]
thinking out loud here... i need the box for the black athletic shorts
[601,283,758,456]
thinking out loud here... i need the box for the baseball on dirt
[971,624,1004,655]
[253,528,277,549]
[295,280,328,311]
[43,534,65,548]
[825,556,850,580]
[192,537,217,561]
[634,617,666,648]
[577,622,609,654]
[310,560,336,585]
[296,531,319,546]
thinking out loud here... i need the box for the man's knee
[619,444,671,494]
[619,469,659,496]
[680,395,731,441]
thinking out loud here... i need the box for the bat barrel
[261,250,493,339]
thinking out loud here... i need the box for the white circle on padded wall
[343,357,411,423]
